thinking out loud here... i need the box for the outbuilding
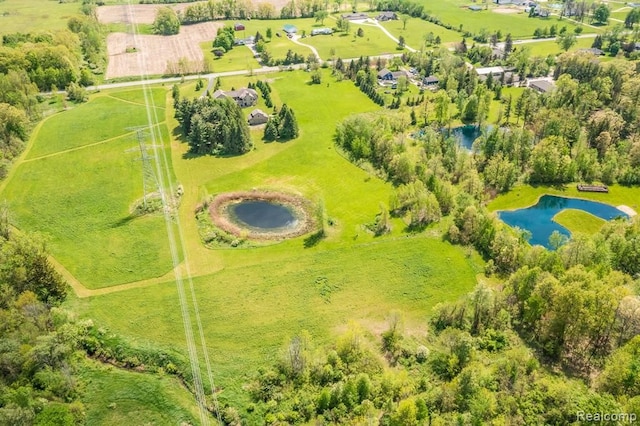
[247,109,269,125]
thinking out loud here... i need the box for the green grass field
[303,23,400,59]
[521,36,596,57]
[0,0,80,35]
[0,90,177,288]
[71,235,480,411]
[415,0,596,38]
[79,360,199,425]
[201,42,261,73]
[4,69,483,417]
[380,14,462,49]
[488,184,640,212]
[552,208,606,235]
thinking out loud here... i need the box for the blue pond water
[445,125,494,151]
[230,200,297,230]
[498,195,628,248]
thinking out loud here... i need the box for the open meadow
[0,89,177,289]
[1,69,482,416]
[0,0,79,35]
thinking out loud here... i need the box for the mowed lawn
[1,89,177,288]
[0,0,80,35]
[488,184,640,213]
[381,14,461,49]
[304,25,400,59]
[415,0,595,38]
[552,209,606,235]
[201,41,261,73]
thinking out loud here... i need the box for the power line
[125,2,219,424]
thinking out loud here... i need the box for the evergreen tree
[264,118,279,141]
[278,104,299,140]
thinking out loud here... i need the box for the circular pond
[208,191,314,240]
[229,200,298,230]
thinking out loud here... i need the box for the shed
[423,76,439,86]
[468,5,483,11]
[234,22,245,31]
[283,24,298,34]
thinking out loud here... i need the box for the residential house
[247,109,269,125]
[422,75,439,88]
[377,11,397,21]
[475,66,505,78]
[212,88,258,108]
[342,12,369,20]
[311,28,333,36]
[378,68,410,81]
[528,80,555,93]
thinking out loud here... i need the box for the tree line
[0,3,103,179]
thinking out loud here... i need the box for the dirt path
[291,35,321,61]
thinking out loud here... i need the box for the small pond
[444,125,494,151]
[498,195,628,248]
[229,200,298,231]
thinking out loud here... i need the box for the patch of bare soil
[208,191,315,240]
[105,21,221,79]
[97,3,194,25]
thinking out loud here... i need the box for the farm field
[0,0,79,35]
[104,22,221,79]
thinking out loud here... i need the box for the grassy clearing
[26,89,166,159]
[303,24,400,59]
[71,236,480,411]
[521,36,595,57]
[552,209,606,235]
[201,42,261,73]
[0,0,80,35]
[1,90,177,288]
[487,184,640,212]
[415,0,594,38]
[380,14,462,48]
[79,360,199,425]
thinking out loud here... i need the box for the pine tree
[264,118,279,141]
[278,104,299,140]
